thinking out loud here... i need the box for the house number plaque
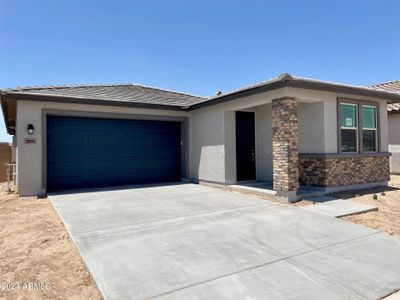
[24,138,36,144]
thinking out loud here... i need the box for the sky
[0,0,399,142]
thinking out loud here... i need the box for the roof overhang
[0,96,16,135]
[0,92,187,135]
[286,78,400,101]
[188,75,400,110]
[2,74,400,135]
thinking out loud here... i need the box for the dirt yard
[0,192,100,300]
[337,175,400,236]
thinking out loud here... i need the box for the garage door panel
[87,133,120,144]
[121,146,177,157]
[123,158,177,171]
[49,176,86,190]
[124,134,174,144]
[48,117,86,130]
[47,134,86,146]
[121,171,175,184]
[47,116,181,191]
[85,144,179,159]
[48,146,87,162]
[87,146,122,159]
[48,160,87,174]
[87,159,122,171]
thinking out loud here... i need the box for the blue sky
[0,0,399,142]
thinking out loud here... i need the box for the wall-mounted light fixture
[27,124,34,135]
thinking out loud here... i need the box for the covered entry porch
[224,94,330,202]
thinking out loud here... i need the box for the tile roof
[1,83,207,108]
[190,73,400,109]
[212,74,391,101]
[370,80,400,112]
[2,74,400,112]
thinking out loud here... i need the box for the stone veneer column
[272,97,299,198]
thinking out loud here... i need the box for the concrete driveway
[49,183,400,300]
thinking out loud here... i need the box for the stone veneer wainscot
[299,153,390,187]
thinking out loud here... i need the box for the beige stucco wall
[11,135,17,162]
[189,108,226,183]
[379,101,389,152]
[388,113,400,173]
[254,104,273,181]
[189,88,286,184]
[15,87,392,196]
[285,87,389,153]
[298,102,326,153]
[252,101,325,182]
[224,111,237,184]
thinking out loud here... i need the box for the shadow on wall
[197,145,226,182]
[190,108,227,183]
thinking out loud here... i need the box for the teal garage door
[47,116,181,191]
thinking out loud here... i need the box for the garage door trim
[42,109,189,191]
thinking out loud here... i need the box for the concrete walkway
[50,183,400,300]
[301,196,378,217]
[227,181,328,201]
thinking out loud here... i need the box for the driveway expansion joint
[68,202,271,238]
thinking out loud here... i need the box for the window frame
[337,98,380,154]
[360,105,378,153]
[339,102,359,153]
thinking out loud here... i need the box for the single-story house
[2,73,400,201]
[370,80,400,174]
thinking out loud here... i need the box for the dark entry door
[47,116,181,191]
[236,111,256,181]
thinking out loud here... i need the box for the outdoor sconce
[27,124,34,135]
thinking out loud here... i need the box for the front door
[236,111,256,181]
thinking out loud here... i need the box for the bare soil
[0,192,100,300]
[338,175,400,236]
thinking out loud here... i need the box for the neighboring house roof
[1,83,207,108]
[369,80,400,112]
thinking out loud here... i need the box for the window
[340,103,358,152]
[361,105,377,152]
[339,100,379,153]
